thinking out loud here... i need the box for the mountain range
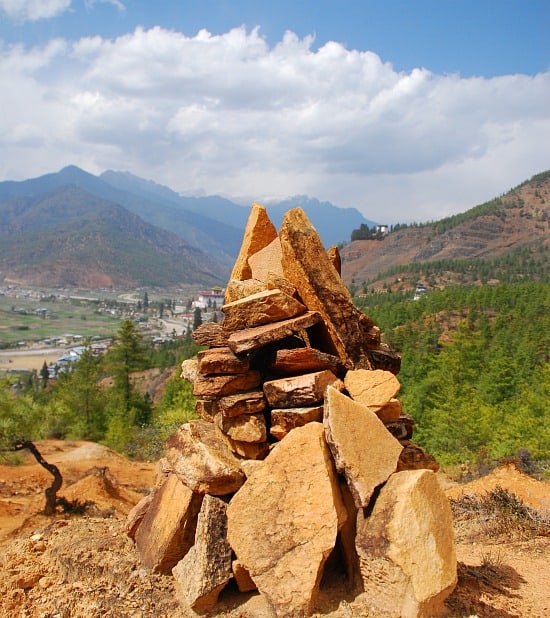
[0,166,375,288]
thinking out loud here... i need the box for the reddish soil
[0,441,548,617]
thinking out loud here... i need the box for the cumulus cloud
[0,26,549,222]
[0,0,72,22]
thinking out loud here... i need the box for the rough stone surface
[227,311,322,355]
[267,347,343,376]
[323,386,403,508]
[224,278,267,303]
[191,322,231,347]
[355,469,457,618]
[193,370,261,397]
[222,289,307,331]
[216,427,270,460]
[230,203,278,281]
[264,369,340,408]
[248,237,284,282]
[180,357,198,383]
[278,207,374,368]
[226,422,347,618]
[215,411,267,443]
[344,368,401,410]
[134,473,203,574]
[197,347,250,375]
[232,560,257,592]
[326,245,341,275]
[216,389,266,417]
[376,397,404,423]
[195,398,218,422]
[165,421,245,495]
[172,495,232,613]
[266,273,297,298]
[385,414,415,441]
[368,342,402,374]
[397,441,440,472]
[269,406,323,440]
[126,493,154,540]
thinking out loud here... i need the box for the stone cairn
[127,204,457,618]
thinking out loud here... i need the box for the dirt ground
[0,441,548,618]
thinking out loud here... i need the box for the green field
[0,295,122,347]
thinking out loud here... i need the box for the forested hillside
[355,282,549,466]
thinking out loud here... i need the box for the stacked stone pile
[127,204,457,618]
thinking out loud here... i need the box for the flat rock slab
[217,389,266,417]
[225,278,267,304]
[222,288,307,331]
[248,237,284,282]
[192,322,231,347]
[165,420,245,495]
[270,405,324,440]
[193,370,261,397]
[344,368,401,409]
[197,347,250,375]
[173,495,233,613]
[134,473,203,574]
[227,422,347,618]
[230,202,278,281]
[323,386,403,508]
[215,411,267,443]
[267,347,343,376]
[264,369,340,408]
[227,311,322,355]
[355,469,457,618]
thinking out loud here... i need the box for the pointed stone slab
[355,470,457,617]
[279,207,374,368]
[197,347,250,375]
[165,420,245,495]
[134,473,203,574]
[126,493,154,540]
[222,288,307,331]
[270,405,323,440]
[230,202,278,281]
[267,347,343,376]
[248,237,284,282]
[263,369,340,408]
[227,311,322,355]
[217,390,266,417]
[173,495,233,613]
[227,422,347,618]
[193,370,261,397]
[344,368,401,411]
[326,245,341,275]
[323,386,403,508]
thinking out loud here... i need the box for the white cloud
[0,26,549,223]
[0,0,72,22]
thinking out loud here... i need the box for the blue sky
[0,0,549,223]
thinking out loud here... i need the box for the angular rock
[165,421,245,495]
[192,322,231,347]
[217,390,266,417]
[227,422,347,618]
[180,357,198,383]
[134,473,203,573]
[376,397,403,423]
[344,368,401,410]
[215,411,267,443]
[266,273,297,298]
[278,208,374,368]
[227,311,322,355]
[323,386,403,508]
[385,414,415,441]
[195,398,218,422]
[232,560,257,592]
[397,441,440,472]
[248,237,284,282]
[173,495,233,613]
[263,369,340,408]
[367,342,402,374]
[216,426,270,460]
[193,370,261,397]
[270,405,323,441]
[326,245,341,275]
[126,493,154,540]
[197,347,250,375]
[224,278,267,303]
[267,347,343,376]
[355,469,457,617]
[222,289,307,331]
[230,203,278,281]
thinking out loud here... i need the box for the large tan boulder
[172,495,233,613]
[221,288,307,331]
[355,469,457,618]
[133,473,203,574]
[165,421,245,495]
[278,207,374,368]
[323,386,403,507]
[230,203,278,281]
[344,368,401,411]
[227,422,347,618]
